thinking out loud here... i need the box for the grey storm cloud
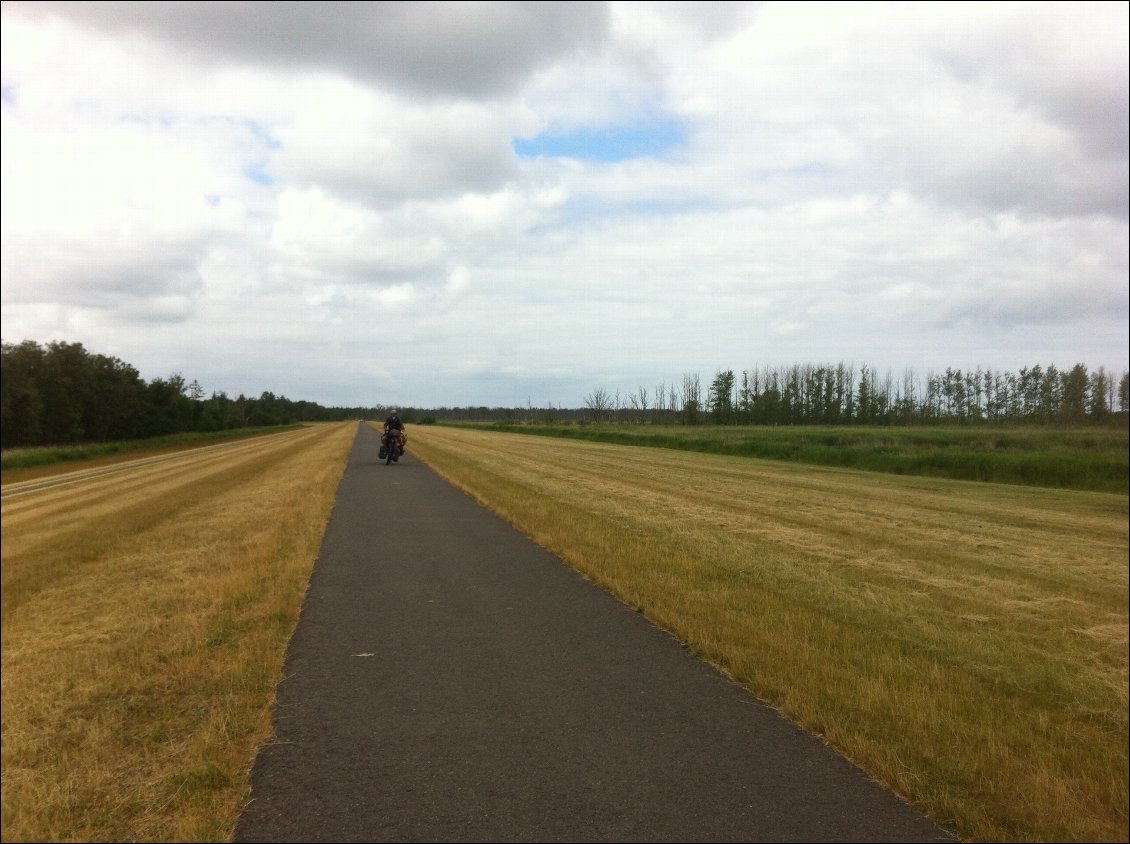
[6,237,205,314]
[932,15,1129,161]
[19,0,612,99]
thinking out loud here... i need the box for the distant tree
[0,340,46,448]
[39,341,90,443]
[736,370,754,424]
[83,352,147,441]
[1039,365,1061,421]
[584,387,613,423]
[682,398,701,426]
[751,388,783,425]
[1059,364,1090,425]
[708,369,735,424]
[143,375,192,436]
[857,365,875,424]
[680,372,701,425]
[1088,367,1111,420]
[628,386,649,424]
[834,363,850,423]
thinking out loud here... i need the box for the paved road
[234,423,958,843]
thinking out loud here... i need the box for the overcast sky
[2,1,1127,409]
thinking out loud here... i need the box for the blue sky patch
[244,162,273,186]
[245,119,282,150]
[513,118,685,163]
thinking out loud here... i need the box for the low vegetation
[464,422,1129,494]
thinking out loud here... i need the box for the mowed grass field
[2,420,1126,842]
[1,422,357,842]
[407,424,1128,844]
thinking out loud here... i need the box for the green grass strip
[448,422,1129,494]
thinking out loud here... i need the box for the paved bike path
[234,423,957,843]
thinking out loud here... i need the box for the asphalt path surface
[234,423,958,843]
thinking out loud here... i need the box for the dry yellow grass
[1,422,356,842]
[408,424,1129,844]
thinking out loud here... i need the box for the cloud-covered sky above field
[2,1,1127,409]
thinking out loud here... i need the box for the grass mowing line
[1,421,357,843]
[1,427,325,516]
[2,426,343,618]
[0,428,315,499]
[0,426,305,477]
[408,424,1129,844]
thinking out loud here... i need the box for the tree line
[3,340,1126,450]
[0,340,376,450]
[577,363,1128,427]
[419,363,1128,427]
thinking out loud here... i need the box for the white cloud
[270,187,448,281]
[1,1,1126,408]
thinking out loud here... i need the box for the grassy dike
[407,424,1129,844]
[1,422,356,843]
